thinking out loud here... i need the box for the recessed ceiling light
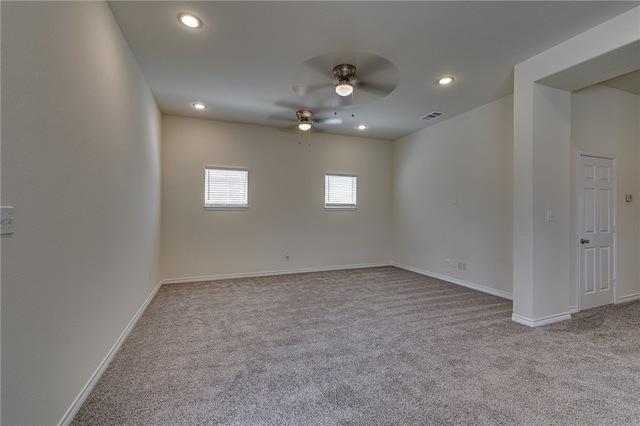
[356,124,368,130]
[438,76,454,85]
[192,102,207,110]
[178,13,203,29]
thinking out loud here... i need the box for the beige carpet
[72,267,640,425]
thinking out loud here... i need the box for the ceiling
[108,1,639,141]
[602,70,640,96]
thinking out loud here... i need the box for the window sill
[204,206,249,211]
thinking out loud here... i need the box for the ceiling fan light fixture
[296,109,313,131]
[332,64,357,97]
[335,82,354,97]
[178,13,203,29]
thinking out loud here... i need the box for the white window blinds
[325,174,357,209]
[204,167,248,209]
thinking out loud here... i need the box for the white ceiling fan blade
[316,116,343,126]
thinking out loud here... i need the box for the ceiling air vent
[420,111,444,121]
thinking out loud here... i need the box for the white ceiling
[602,70,640,96]
[108,1,639,140]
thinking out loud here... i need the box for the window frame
[324,173,357,210]
[204,166,249,210]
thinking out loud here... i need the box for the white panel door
[579,155,615,310]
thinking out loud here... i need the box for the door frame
[576,151,617,311]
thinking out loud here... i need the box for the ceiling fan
[293,52,399,105]
[295,109,342,131]
[268,106,343,132]
[332,64,358,97]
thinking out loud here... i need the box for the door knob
[581,239,590,244]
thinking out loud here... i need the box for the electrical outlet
[285,252,290,261]
[444,259,450,267]
[458,262,463,270]
[462,262,467,271]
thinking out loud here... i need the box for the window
[204,167,248,209]
[325,174,357,210]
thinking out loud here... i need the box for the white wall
[1,2,161,425]
[571,84,640,305]
[532,84,573,319]
[161,115,392,280]
[393,96,514,297]
[512,6,639,325]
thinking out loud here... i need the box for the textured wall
[161,115,393,280]
[571,84,640,305]
[393,96,514,296]
[1,2,161,424]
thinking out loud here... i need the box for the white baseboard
[616,293,640,304]
[392,263,513,300]
[58,281,163,426]
[160,262,392,285]
[511,312,572,327]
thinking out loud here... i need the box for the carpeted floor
[72,266,640,425]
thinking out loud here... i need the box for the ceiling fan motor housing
[296,109,313,122]
[333,64,356,82]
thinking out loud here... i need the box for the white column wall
[512,7,640,325]
[531,85,572,319]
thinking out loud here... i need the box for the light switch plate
[1,207,15,235]
[546,210,555,222]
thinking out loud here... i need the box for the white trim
[58,281,163,426]
[392,263,513,300]
[160,263,392,285]
[616,293,640,304]
[569,306,579,314]
[511,312,572,327]
[578,151,615,160]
